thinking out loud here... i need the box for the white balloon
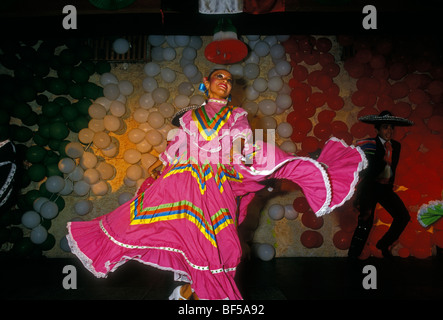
[126,164,143,181]
[21,210,41,229]
[112,38,130,54]
[189,36,203,49]
[264,35,278,47]
[280,141,297,154]
[118,192,134,205]
[103,114,122,132]
[118,80,134,96]
[258,99,277,115]
[59,179,73,196]
[136,139,152,153]
[275,60,292,76]
[183,64,198,78]
[174,35,190,47]
[90,180,109,196]
[246,35,260,41]
[242,101,258,116]
[255,243,275,261]
[245,51,260,64]
[145,129,163,146]
[65,142,84,159]
[189,95,205,106]
[109,100,126,117]
[161,68,176,83]
[151,46,164,61]
[277,122,293,138]
[178,82,194,96]
[267,77,284,92]
[268,203,285,220]
[254,40,270,57]
[152,87,170,104]
[147,111,165,129]
[100,72,118,86]
[244,63,260,80]
[83,168,100,184]
[88,119,105,133]
[78,128,95,144]
[162,47,176,61]
[33,197,49,213]
[284,204,299,220]
[74,199,93,215]
[96,162,115,180]
[69,166,84,182]
[229,64,243,78]
[260,116,277,130]
[40,200,59,219]
[174,94,190,109]
[144,62,160,76]
[94,97,112,111]
[182,47,197,60]
[123,148,141,164]
[252,78,267,92]
[245,86,259,100]
[158,103,175,118]
[142,77,158,92]
[58,158,76,174]
[139,92,155,109]
[140,153,158,170]
[103,83,120,100]
[93,131,111,149]
[73,180,90,196]
[132,108,149,124]
[270,43,286,60]
[101,141,119,158]
[88,103,107,119]
[80,152,98,169]
[45,175,65,193]
[148,35,165,46]
[128,128,146,144]
[276,94,292,110]
[30,225,48,244]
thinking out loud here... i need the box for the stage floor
[1,255,442,301]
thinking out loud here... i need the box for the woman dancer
[67,69,366,300]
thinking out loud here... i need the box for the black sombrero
[359,111,414,127]
[171,104,201,127]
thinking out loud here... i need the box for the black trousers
[348,183,410,257]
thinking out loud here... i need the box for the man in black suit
[348,111,413,258]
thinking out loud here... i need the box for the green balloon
[14,65,33,81]
[68,82,84,99]
[0,109,10,125]
[61,103,79,121]
[32,77,46,93]
[15,84,36,102]
[11,237,34,257]
[38,182,52,198]
[71,66,89,83]
[33,61,50,78]
[35,94,49,106]
[22,111,38,126]
[49,121,70,140]
[47,139,62,152]
[42,101,61,118]
[11,102,32,120]
[37,123,51,139]
[46,77,68,95]
[95,60,111,74]
[59,48,79,66]
[25,145,47,163]
[76,44,94,61]
[82,82,103,100]
[27,163,46,182]
[24,189,41,208]
[54,96,70,107]
[54,196,65,211]
[80,60,95,75]
[57,65,73,80]
[10,125,33,143]
[46,162,62,177]
[43,150,60,165]
[74,98,92,115]
[58,140,70,158]
[9,226,23,243]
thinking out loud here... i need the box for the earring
[198,83,209,97]
[227,94,232,102]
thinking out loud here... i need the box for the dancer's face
[204,70,233,100]
[377,124,394,141]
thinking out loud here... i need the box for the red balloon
[392,101,412,118]
[316,74,333,91]
[301,211,324,229]
[377,94,394,111]
[433,230,443,247]
[355,48,373,64]
[308,92,326,107]
[389,81,409,99]
[304,51,319,65]
[317,109,336,123]
[292,65,308,82]
[357,77,380,94]
[301,136,320,153]
[293,118,312,134]
[333,230,353,250]
[409,89,430,104]
[357,106,378,118]
[404,73,423,90]
[372,67,390,80]
[398,247,410,258]
[313,122,332,140]
[399,225,418,248]
[350,122,370,138]
[389,62,408,80]
[324,83,340,96]
[351,90,370,107]
[344,59,365,78]
[427,115,443,132]
[327,94,344,111]
[307,70,323,87]
[316,37,332,53]
[300,230,323,248]
[291,87,309,104]
[330,121,348,135]
[413,102,434,118]
[318,52,335,66]
[334,130,354,145]
[322,62,340,78]
[376,208,393,224]
[290,130,307,143]
[369,54,386,69]
[368,224,389,245]
[293,196,311,214]
[427,80,443,96]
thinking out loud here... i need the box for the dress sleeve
[230,107,254,162]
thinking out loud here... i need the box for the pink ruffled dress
[67,99,367,300]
